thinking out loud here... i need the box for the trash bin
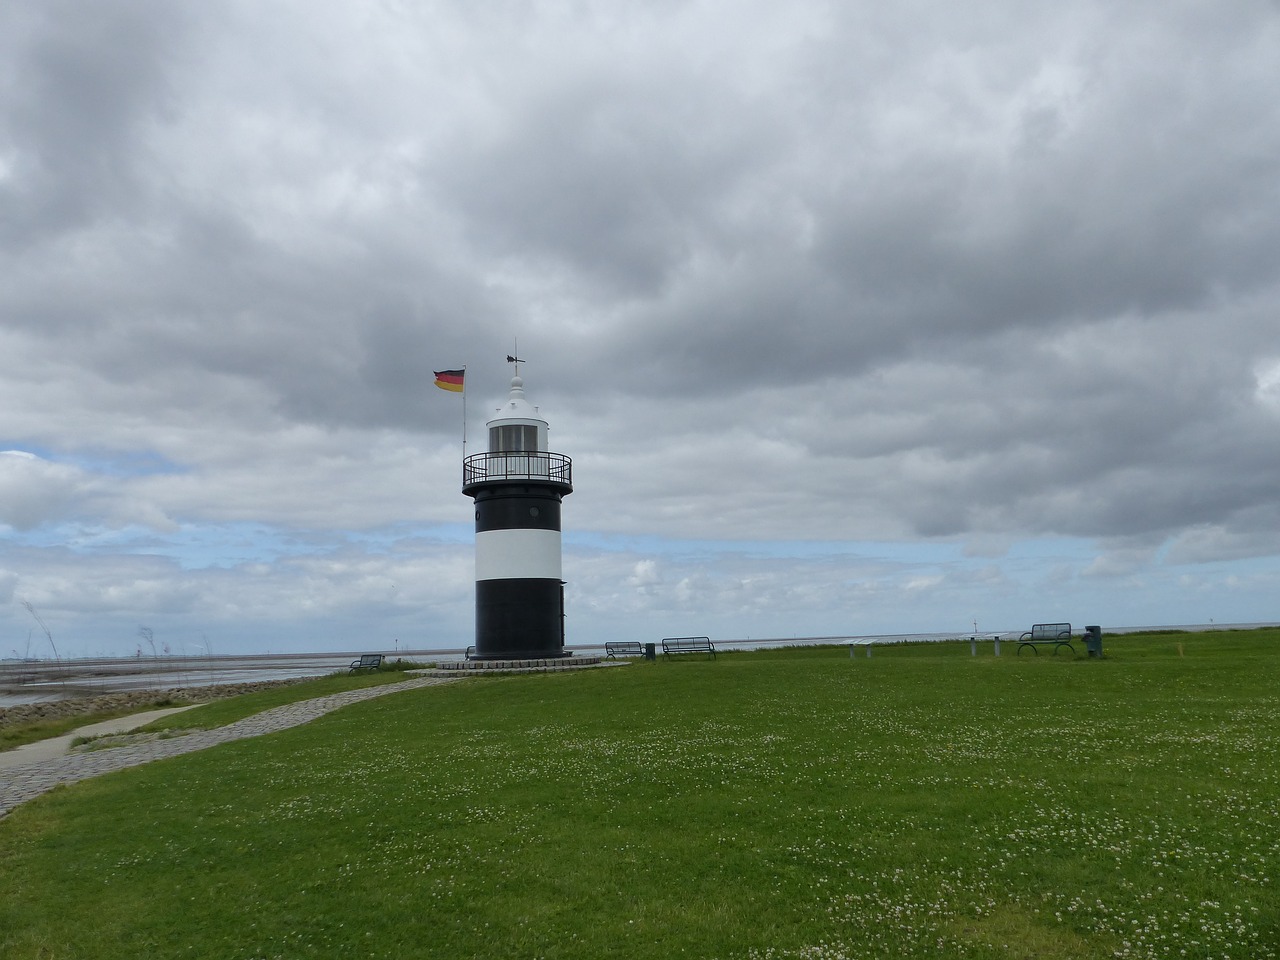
[1084,625,1103,658]
[643,642,657,661]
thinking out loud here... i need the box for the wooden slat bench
[1017,623,1074,656]
[349,653,383,672]
[661,637,716,660]
[605,641,645,659]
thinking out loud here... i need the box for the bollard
[993,635,1001,657]
[970,637,977,656]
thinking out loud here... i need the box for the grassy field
[1,632,1276,959]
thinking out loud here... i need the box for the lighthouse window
[490,424,537,452]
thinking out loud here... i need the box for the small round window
[529,506,540,518]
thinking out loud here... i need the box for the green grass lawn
[1,633,1277,959]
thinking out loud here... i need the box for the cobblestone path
[1,676,456,818]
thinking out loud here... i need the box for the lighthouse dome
[487,374,550,452]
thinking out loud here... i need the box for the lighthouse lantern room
[462,373,572,659]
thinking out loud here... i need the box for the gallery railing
[463,451,573,491]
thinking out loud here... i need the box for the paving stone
[0,676,456,819]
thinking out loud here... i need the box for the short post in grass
[1083,625,1103,658]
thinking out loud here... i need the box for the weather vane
[506,341,524,375]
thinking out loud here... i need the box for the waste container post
[1083,625,1102,658]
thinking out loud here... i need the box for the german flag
[434,369,465,393]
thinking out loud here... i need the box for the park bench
[349,653,383,672]
[605,641,645,659]
[1017,623,1074,656]
[661,637,716,660]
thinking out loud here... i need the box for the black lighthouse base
[474,578,568,660]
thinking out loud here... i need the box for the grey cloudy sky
[3,1,1279,658]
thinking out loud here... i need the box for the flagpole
[462,363,468,458]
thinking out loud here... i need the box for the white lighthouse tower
[462,370,573,659]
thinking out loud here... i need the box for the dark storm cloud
[0,2,196,245]
[463,3,1280,405]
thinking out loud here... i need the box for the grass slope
[1,633,1277,959]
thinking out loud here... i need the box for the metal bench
[661,637,716,660]
[349,653,383,672]
[1017,623,1074,656]
[605,641,645,659]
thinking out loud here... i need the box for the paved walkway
[0,676,456,819]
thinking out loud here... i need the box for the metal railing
[463,451,572,489]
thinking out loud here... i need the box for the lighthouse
[462,371,573,659]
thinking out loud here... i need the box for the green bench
[1017,624,1074,656]
[605,641,645,659]
[661,637,716,660]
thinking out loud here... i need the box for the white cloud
[0,450,97,531]
[1254,358,1280,414]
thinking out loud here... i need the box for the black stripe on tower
[473,488,562,532]
[475,579,565,658]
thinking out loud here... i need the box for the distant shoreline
[3,622,1275,708]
